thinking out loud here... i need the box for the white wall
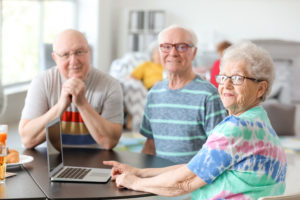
[77,0,113,72]
[77,0,99,69]
[109,0,300,62]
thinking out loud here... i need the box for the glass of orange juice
[0,125,7,146]
[0,146,7,184]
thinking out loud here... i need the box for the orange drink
[0,125,7,146]
[0,146,7,184]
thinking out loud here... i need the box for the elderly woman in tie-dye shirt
[104,41,287,200]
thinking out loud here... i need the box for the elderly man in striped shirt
[140,25,227,164]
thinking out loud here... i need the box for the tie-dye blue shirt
[187,106,287,200]
[140,76,227,164]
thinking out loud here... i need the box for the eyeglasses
[216,75,261,85]
[159,43,194,53]
[54,49,88,61]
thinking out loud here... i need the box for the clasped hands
[103,160,139,190]
[58,78,87,112]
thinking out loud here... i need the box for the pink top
[210,59,220,88]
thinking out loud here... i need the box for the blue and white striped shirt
[140,76,227,164]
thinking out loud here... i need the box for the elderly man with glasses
[140,25,227,164]
[19,29,123,149]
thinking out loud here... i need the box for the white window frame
[0,0,78,89]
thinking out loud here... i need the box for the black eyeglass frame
[215,75,262,85]
[54,49,89,60]
[159,43,194,53]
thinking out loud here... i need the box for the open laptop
[46,117,111,183]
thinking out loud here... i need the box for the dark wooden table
[22,147,174,199]
[2,165,46,199]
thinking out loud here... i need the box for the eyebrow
[219,71,246,75]
[58,47,87,53]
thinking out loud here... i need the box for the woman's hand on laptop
[103,160,138,181]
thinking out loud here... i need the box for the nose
[69,53,79,64]
[69,53,78,60]
[169,46,179,56]
[223,78,233,88]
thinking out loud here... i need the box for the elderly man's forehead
[161,28,193,43]
[53,30,88,52]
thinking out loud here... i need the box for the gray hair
[220,41,274,102]
[157,24,198,46]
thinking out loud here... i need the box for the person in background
[125,45,164,131]
[210,40,232,88]
[104,41,287,200]
[19,29,123,149]
[131,45,164,90]
[140,25,227,164]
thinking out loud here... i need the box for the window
[0,0,77,86]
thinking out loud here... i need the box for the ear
[52,52,58,64]
[192,47,198,60]
[257,81,267,99]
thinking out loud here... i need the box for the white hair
[220,41,275,102]
[157,24,198,46]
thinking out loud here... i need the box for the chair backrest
[109,52,149,83]
[261,100,296,136]
[258,193,300,200]
[41,43,56,71]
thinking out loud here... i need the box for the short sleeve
[21,74,49,120]
[139,96,153,139]
[187,117,239,184]
[204,91,227,136]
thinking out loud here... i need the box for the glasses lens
[176,44,188,52]
[75,50,85,56]
[216,75,226,84]
[60,53,70,60]
[160,44,172,52]
[232,76,244,85]
[56,49,88,60]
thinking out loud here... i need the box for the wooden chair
[258,193,300,200]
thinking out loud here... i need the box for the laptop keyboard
[58,167,91,179]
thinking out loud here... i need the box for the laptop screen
[46,118,63,173]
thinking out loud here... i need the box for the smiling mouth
[223,93,234,97]
[167,60,182,63]
[69,66,81,71]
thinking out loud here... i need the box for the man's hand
[62,78,87,107]
[58,84,72,113]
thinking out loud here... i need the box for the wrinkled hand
[62,78,87,107]
[58,84,72,113]
[103,160,137,181]
[115,172,139,189]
